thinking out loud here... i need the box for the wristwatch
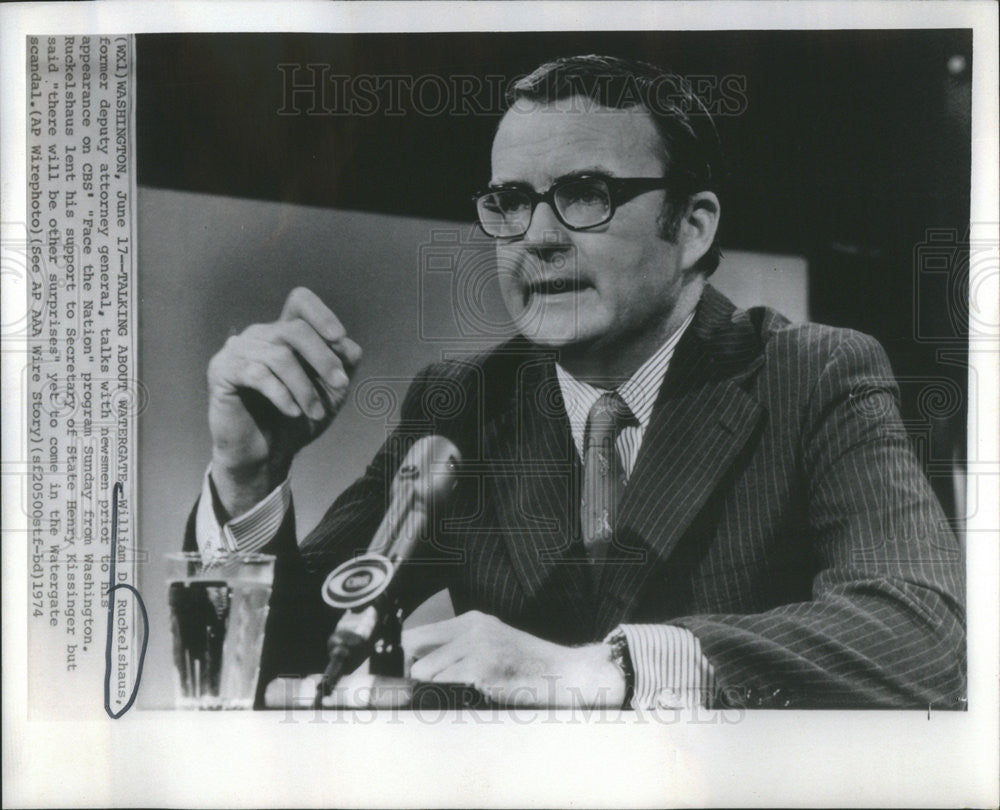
[606,631,635,708]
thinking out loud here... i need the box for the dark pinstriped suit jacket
[186,284,966,708]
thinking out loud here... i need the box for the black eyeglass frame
[471,173,668,238]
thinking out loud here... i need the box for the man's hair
[505,54,725,276]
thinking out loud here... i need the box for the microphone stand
[311,436,486,710]
[313,595,486,710]
[369,603,406,678]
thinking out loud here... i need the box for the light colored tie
[580,391,634,567]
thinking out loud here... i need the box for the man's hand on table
[403,610,626,708]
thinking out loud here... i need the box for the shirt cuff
[609,624,716,709]
[194,466,291,558]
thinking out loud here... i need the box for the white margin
[2,2,997,808]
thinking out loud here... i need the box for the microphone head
[321,554,395,610]
[390,435,461,511]
[321,435,461,611]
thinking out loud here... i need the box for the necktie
[580,391,634,569]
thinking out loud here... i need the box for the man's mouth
[523,277,592,304]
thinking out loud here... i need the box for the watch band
[607,631,635,708]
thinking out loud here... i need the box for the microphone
[317,435,461,698]
[368,434,462,566]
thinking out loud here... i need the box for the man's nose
[520,200,573,257]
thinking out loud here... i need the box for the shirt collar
[555,309,696,441]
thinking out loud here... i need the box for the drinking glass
[166,552,275,709]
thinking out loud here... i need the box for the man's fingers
[213,307,360,427]
[210,338,306,419]
[240,337,326,420]
[229,360,302,418]
[429,661,479,688]
[280,287,341,334]
[206,289,360,472]
[278,288,363,370]
[334,335,363,372]
[268,320,351,395]
[402,615,471,659]
[408,635,473,682]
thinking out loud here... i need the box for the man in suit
[187,55,965,709]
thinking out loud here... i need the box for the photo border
[2,2,997,807]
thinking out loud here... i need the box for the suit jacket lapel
[484,351,591,610]
[595,285,767,633]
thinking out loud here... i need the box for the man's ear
[677,191,720,272]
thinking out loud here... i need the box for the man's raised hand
[206,287,362,516]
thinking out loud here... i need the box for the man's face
[490,96,691,354]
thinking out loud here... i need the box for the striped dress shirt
[197,310,714,708]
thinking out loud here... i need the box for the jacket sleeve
[183,364,454,703]
[671,332,966,709]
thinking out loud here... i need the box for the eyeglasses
[472,173,667,239]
